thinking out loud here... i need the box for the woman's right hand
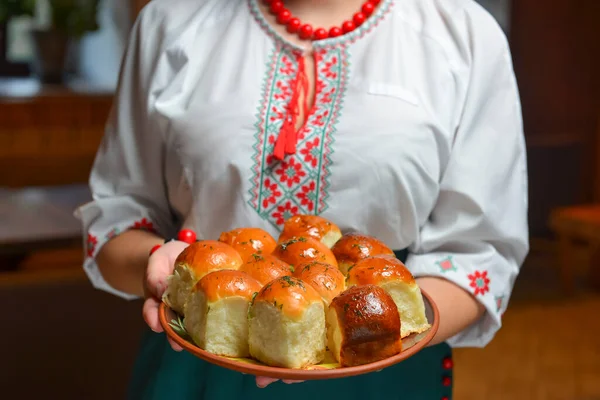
[142,239,190,351]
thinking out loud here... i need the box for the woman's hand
[142,240,190,351]
[255,377,304,388]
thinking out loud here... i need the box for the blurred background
[0,0,599,399]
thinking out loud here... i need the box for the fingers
[255,377,279,388]
[255,377,304,388]
[167,336,183,352]
[145,255,168,298]
[142,297,163,333]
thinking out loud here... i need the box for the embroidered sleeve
[75,8,176,300]
[405,8,529,348]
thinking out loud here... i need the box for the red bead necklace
[263,0,381,41]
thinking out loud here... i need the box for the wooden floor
[454,250,600,400]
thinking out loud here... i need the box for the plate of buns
[159,215,439,380]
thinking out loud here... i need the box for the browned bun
[218,228,277,262]
[239,254,293,286]
[327,285,402,367]
[252,276,323,320]
[331,232,394,275]
[176,240,243,277]
[293,261,345,305]
[163,240,243,315]
[272,236,339,269]
[346,255,430,339]
[194,270,263,302]
[278,215,342,248]
[346,254,416,287]
[184,270,262,358]
[248,276,327,368]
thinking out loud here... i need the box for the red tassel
[273,53,309,161]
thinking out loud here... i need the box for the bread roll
[163,240,243,315]
[279,215,342,248]
[218,228,277,262]
[184,270,262,357]
[327,285,402,367]
[331,232,394,275]
[293,261,345,305]
[272,236,339,270]
[346,255,430,338]
[239,254,293,286]
[248,276,326,368]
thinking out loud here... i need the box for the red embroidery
[275,157,307,188]
[261,178,283,208]
[86,233,98,257]
[133,218,155,233]
[468,270,491,296]
[296,181,316,212]
[272,201,299,226]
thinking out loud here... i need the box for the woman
[77,0,528,398]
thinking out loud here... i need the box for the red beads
[362,2,375,16]
[177,229,197,244]
[266,0,380,41]
[149,244,162,256]
[341,20,356,33]
[329,26,343,38]
[442,376,452,387]
[441,397,449,400]
[313,28,328,40]
[299,24,314,40]
[287,17,301,33]
[269,1,284,14]
[442,357,453,370]
[353,12,366,27]
[277,9,292,24]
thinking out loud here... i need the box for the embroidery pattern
[436,256,457,273]
[105,227,121,241]
[86,233,98,257]
[495,295,505,313]
[133,218,155,233]
[248,46,349,229]
[468,270,491,296]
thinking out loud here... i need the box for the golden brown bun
[272,237,339,270]
[327,285,402,367]
[239,254,293,286]
[194,270,263,302]
[163,241,243,314]
[346,255,430,338]
[346,255,416,286]
[218,228,277,262]
[176,240,244,276]
[279,215,342,248]
[331,233,394,275]
[185,270,262,358]
[293,261,345,305]
[249,276,326,368]
[252,276,323,319]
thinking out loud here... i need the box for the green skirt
[127,250,454,400]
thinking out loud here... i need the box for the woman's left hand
[256,377,304,388]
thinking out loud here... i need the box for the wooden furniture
[549,205,600,293]
[0,78,113,187]
[0,78,113,262]
[510,0,600,238]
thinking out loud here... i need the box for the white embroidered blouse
[76,0,529,348]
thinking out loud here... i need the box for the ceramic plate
[159,290,439,380]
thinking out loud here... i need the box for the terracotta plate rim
[159,289,440,380]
